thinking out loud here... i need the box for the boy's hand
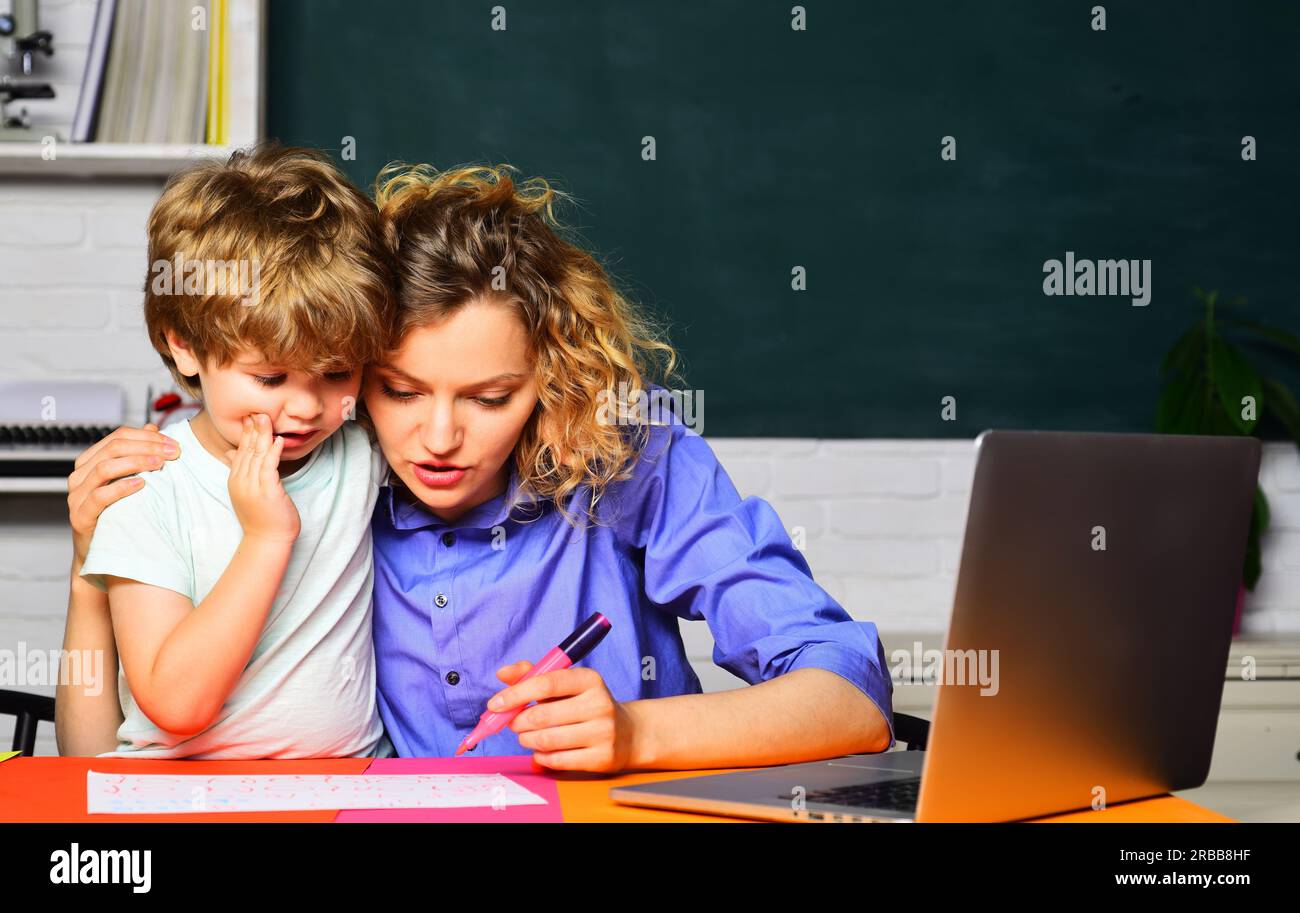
[225,414,300,544]
[68,423,180,567]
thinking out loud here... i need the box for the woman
[58,161,894,772]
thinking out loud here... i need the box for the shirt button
[435,593,448,608]
[442,532,456,547]
[445,671,460,685]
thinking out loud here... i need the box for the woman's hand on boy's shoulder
[68,423,180,566]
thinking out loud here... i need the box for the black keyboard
[0,425,115,447]
[0,426,115,479]
[795,777,922,812]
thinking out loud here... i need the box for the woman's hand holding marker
[491,659,639,773]
[225,413,301,545]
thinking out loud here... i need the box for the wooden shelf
[0,142,241,177]
[0,0,265,178]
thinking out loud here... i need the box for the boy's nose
[285,392,324,421]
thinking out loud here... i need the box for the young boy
[79,144,396,759]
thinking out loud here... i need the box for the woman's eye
[254,374,287,387]
[379,382,418,402]
[474,395,511,408]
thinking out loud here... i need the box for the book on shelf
[68,0,261,147]
[69,0,116,142]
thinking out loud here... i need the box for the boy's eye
[325,370,355,382]
[254,374,287,387]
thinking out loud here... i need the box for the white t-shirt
[81,417,392,760]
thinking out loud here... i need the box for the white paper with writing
[87,771,546,814]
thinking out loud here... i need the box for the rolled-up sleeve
[614,418,896,749]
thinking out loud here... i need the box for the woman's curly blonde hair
[373,162,681,527]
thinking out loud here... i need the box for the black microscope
[0,0,55,138]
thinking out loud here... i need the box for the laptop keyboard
[794,777,922,812]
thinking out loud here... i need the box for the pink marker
[454,613,612,756]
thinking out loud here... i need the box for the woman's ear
[164,329,202,378]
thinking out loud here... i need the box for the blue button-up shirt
[370,417,895,758]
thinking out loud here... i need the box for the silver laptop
[610,430,1261,822]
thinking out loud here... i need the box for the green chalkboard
[266,0,1300,438]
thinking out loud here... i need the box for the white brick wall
[0,177,173,427]
[2,172,1299,757]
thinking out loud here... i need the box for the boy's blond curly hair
[144,142,397,397]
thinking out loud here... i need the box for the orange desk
[0,757,1233,823]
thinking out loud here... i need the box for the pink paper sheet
[334,756,563,822]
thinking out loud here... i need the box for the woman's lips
[411,463,467,488]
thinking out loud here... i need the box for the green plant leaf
[1243,538,1261,589]
[1209,336,1262,434]
[1222,317,1300,361]
[1254,486,1271,533]
[1155,366,1207,433]
[1156,318,1209,433]
[1159,322,1205,378]
[1208,397,1243,435]
[1260,376,1300,449]
[1178,375,1214,434]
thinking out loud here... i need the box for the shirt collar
[380,460,546,531]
